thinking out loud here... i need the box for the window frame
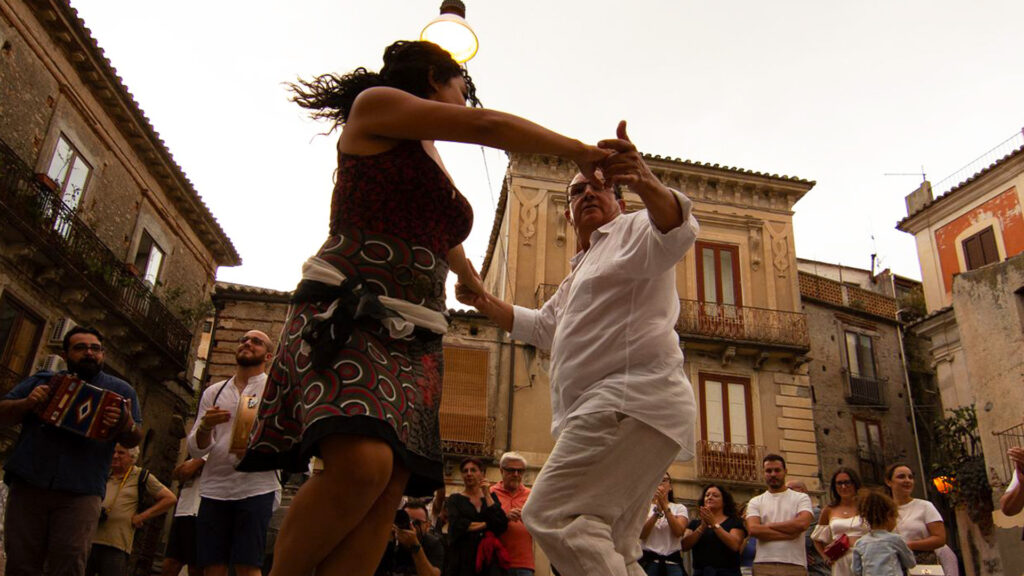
[45,133,93,210]
[695,241,742,308]
[961,225,1000,271]
[853,416,885,484]
[0,294,45,388]
[698,372,754,447]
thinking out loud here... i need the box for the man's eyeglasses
[566,180,615,201]
[70,343,104,353]
[502,467,525,475]
[238,335,267,347]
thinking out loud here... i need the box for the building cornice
[482,152,815,277]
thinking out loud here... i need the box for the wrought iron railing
[0,365,24,398]
[857,447,886,485]
[677,300,810,350]
[0,140,192,367]
[847,374,885,407]
[993,421,1024,484]
[696,440,766,484]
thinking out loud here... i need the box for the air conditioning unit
[48,318,77,344]
[41,354,65,373]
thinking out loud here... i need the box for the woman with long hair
[811,468,868,576]
[444,458,508,576]
[884,463,957,575]
[238,40,607,576]
[680,484,746,576]
[640,472,690,576]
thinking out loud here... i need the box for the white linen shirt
[510,190,699,457]
[187,374,280,501]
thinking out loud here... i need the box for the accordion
[33,373,126,440]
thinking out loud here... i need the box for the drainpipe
[892,274,928,496]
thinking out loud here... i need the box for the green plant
[930,405,993,529]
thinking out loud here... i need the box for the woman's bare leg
[267,435,396,576]
[315,465,410,575]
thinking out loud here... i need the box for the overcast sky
[69,1,1024,303]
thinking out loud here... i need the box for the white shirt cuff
[510,305,538,342]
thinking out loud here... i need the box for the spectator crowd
[5,324,1014,576]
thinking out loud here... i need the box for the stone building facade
[897,136,1024,576]
[0,1,239,572]
[796,260,925,492]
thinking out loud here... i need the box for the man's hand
[131,513,146,529]
[102,400,128,429]
[598,121,660,194]
[199,407,232,430]
[395,526,421,549]
[508,507,523,522]
[26,385,51,408]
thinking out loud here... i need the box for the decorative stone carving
[767,222,790,277]
[551,194,568,247]
[748,224,763,272]
[516,187,545,246]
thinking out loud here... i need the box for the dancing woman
[239,40,607,576]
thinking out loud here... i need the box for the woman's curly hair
[289,40,479,130]
[857,489,898,529]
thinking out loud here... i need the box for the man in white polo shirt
[745,454,814,576]
[187,330,280,576]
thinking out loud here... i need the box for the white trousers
[522,411,680,576]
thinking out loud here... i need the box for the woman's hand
[699,506,715,526]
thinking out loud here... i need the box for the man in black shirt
[376,500,444,576]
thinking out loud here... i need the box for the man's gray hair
[119,444,140,460]
[499,451,527,468]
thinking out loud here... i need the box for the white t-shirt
[642,502,690,556]
[894,498,943,543]
[746,489,814,566]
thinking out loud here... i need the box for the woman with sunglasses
[640,472,690,576]
[680,484,746,576]
[237,40,607,576]
[811,468,867,576]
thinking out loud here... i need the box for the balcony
[993,422,1024,484]
[677,300,810,351]
[857,447,886,485]
[0,140,192,371]
[846,374,885,407]
[696,440,766,484]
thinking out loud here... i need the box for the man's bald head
[786,480,808,493]
[236,329,274,369]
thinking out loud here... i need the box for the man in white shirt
[745,454,814,576]
[457,121,699,576]
[187,330,280,576]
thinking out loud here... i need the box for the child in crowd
[852,490,916,576]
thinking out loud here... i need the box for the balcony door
[696,242,742,338]
[698,373,759,481]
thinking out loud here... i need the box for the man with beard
[0,326,142,576]
[187,329,280,576]
[745,455,814,576]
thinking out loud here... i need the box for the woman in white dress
[812,468,868,576]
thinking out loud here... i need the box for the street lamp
[420,0,478,63]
